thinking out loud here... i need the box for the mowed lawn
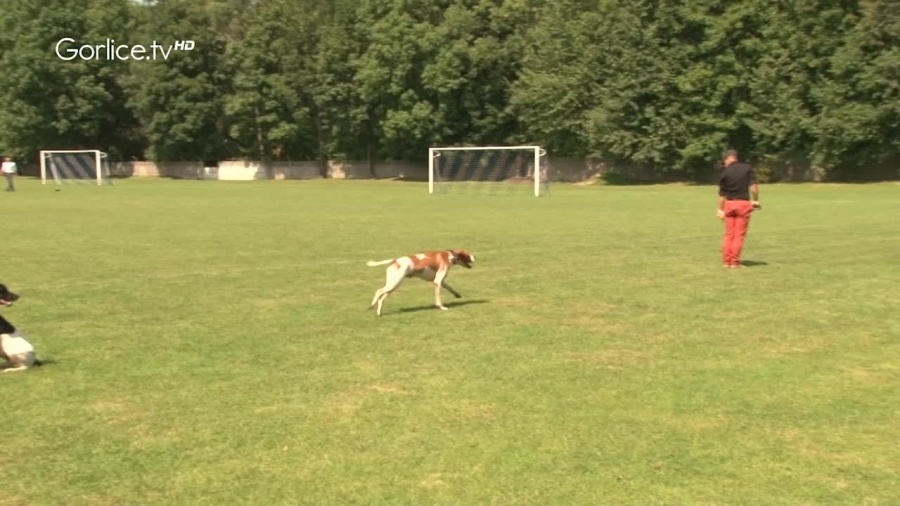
[1,177,898,505]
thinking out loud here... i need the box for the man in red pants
[717,150,760,268]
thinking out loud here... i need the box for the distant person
[717,150,760,268]
[2,157,17,192]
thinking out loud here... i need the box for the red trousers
[722,200,753,266]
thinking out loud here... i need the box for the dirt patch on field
[320,382,410,421]
[451,400,497,420]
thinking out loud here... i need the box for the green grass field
[1,178,898,505]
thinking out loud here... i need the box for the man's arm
[748,166,759,202]
[717,174,727,218]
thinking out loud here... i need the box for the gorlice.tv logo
[55,38,195,61]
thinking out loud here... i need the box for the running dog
[367,249,475,316]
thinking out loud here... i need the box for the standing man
[2,157,17,192]
[717,149,760,268]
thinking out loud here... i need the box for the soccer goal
[40,150,112,185]
[428,145,549,196]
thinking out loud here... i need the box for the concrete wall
[105,159,582,181]
[101,158,777,183]
[110,159,432,181]
[24,156,895,183]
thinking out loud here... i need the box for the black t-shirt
[718,162,757,200]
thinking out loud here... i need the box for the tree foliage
[0,0,896,179]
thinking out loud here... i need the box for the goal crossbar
[428,145,547,196]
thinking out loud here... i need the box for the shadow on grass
[395,299,490,314]
[598,173,716,186]
[740,260,769,267]
[600,173,671,186]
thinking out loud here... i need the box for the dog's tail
[366,259,394,267]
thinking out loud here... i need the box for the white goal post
[40,149,111,185]
[428,145,548,196]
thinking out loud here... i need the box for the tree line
[0,0,896,180]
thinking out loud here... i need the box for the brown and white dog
[367,249,475,316]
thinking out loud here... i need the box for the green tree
[813,0,900,176]
[2,0,897,181]
[0,0,139,161]
[125,0,230,161]
[734,0,859,176]
[225,0,315,164]
[352,0,447,160]
[510,0,612,157]
[312,0,373,162]
[583,0,762,174]
[423,0,537,147]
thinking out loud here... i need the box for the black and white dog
[0,283,42,372]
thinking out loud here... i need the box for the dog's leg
[441,281,462,299]
[371,286,393,315]
[374,266,406,316]
[2,357,27,372]
[370,268,394,310]
[370,288,385,309]
[376,282,401,316]
[376,291,391,316]
[433,269,449,310]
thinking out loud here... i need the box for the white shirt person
[2,157,17,192]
